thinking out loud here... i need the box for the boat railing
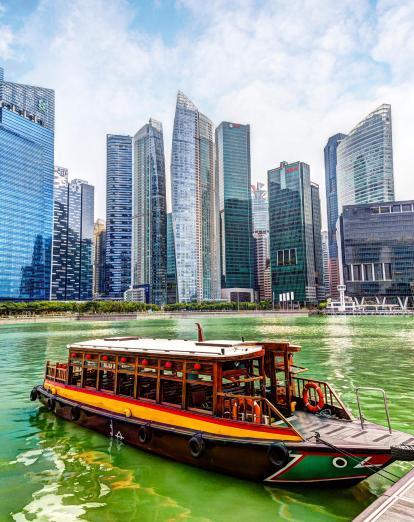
[45,361,67,384]
[293,376,353,420]
[217,392,303,437]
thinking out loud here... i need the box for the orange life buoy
[253,401,261,424]
[303,382,325,413]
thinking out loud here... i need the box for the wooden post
[182,361,187,410]
[156,359,161,403]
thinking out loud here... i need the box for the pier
[354,467,414,521]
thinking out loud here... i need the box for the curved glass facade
[132,119,167,305]
[171,92,219,302]
[0,67,54,300]
[337,104,394,210]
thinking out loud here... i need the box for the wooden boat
[31,325,414,485]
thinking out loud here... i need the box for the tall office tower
[0,66,54,300]
[106,134,133,299]
[132,119,167,305]
[337,104,394,211]
[251,182,271,301]
[251,182,269,233]
[93,219,106,298]
[324,133,346,299]
[268,161,316,305]
[171,91,219,302]
[166,213,177,304]
[216,122,255,302]
[321,231,329,299]
[310,182,325,302]
[51,169,94,300]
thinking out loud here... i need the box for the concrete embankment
[0,309,308,326]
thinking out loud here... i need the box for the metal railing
[355,386,392,433]
[293,376,353,420]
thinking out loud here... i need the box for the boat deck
[282,411,414,448]
[353,466,414,521]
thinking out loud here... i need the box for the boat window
[98,354,116,393]
[138,357,158,376]
[137,376,157,401]
[160,379,182,407]
[160,360,183,379]
[68,352,83,387]
[83,353,98,389]
[186,383,213,412]
[117,373,135,397]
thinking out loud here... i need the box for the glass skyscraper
[0,66,54,300]
[132,119,167,305]
[251,182,269,233]
[251,182,270,302]
[268,161,316,305]
[339,201,414,306]
[51,168,94,300]
[171,91,219,302]
[310,182,325,301]
[93,219,106,298]
[337,104,394,210]
[216,122,254,294]
[105,134,132,299]
[324,133,346,298]
[166,213,177,304]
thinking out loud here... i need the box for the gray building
[166,212,177,304]
[51,168,94,300]
[251,182,271,301]
[321,231,329,299]
[337,104,394,211]
[132,119,167,305]
[339,201,414,308]
[93,219,106,298]
[106,134,133,299]
[171,91,219,302]
[311,182,325,301]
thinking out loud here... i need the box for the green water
[1,315,413,521]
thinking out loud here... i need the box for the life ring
[138,425,152,444]
[267,443,289,468]
[30,387,38,401]
[189,435,205,458]
[303,382,325,413]
[70,406,81,421]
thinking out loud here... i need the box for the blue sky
[1,0,413,220]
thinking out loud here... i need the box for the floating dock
[354,467,414,521]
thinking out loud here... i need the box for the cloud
[0,3,14,59]
[4,0,414,222]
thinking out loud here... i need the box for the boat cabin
[45,331,351,427]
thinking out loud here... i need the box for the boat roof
[69,337,263,358]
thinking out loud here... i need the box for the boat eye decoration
[332,457,348,468]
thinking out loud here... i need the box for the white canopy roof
[69,337,262,358]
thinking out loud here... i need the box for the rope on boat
[312,432,402,483]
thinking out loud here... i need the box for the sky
[1,0,414,224]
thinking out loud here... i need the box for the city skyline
[1,1,413,222]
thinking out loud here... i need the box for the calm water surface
[1,315,413,521]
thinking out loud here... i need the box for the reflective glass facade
[251,182,269,234]
[105,135,132,298]
[0,67,54,300]
[268,161,316,304]
[310,182,325,301]
[51,170,94,300]
[339,201,414,302]
[166,213,177,304]
[171,91,219,302]
[216,122,254,291]
[337,104,394,210]
[93,219,106,297]
[324,133,346,298]
[132,119,167,305]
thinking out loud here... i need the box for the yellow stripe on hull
[44,382,301,442]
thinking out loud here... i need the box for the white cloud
[5,0,414,222]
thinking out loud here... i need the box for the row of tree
[0,300,276,316]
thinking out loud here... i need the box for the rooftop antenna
[196,323,205,342]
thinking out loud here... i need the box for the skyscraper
[0,66,54,300]
[337,104,394,210]
[268,161,316,305]
[105,134,132,299]
[132,119,167,305]
[324,133,346,298]
[93,219,106,298]
[166,213,177,304]
[251,182,271,301]
[51,169,94,300]
[310,182,325,301]
[216,122,254,300]
[321,231,329,299]
[171,91,219,302]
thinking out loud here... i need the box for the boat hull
[35,386,393,486]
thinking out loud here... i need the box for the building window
[374,263,383,281]
[277,248,297,266]
[364,264,374,281]
[384,263,392,280]
[402,204,412,212]
[352,264,362,281]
